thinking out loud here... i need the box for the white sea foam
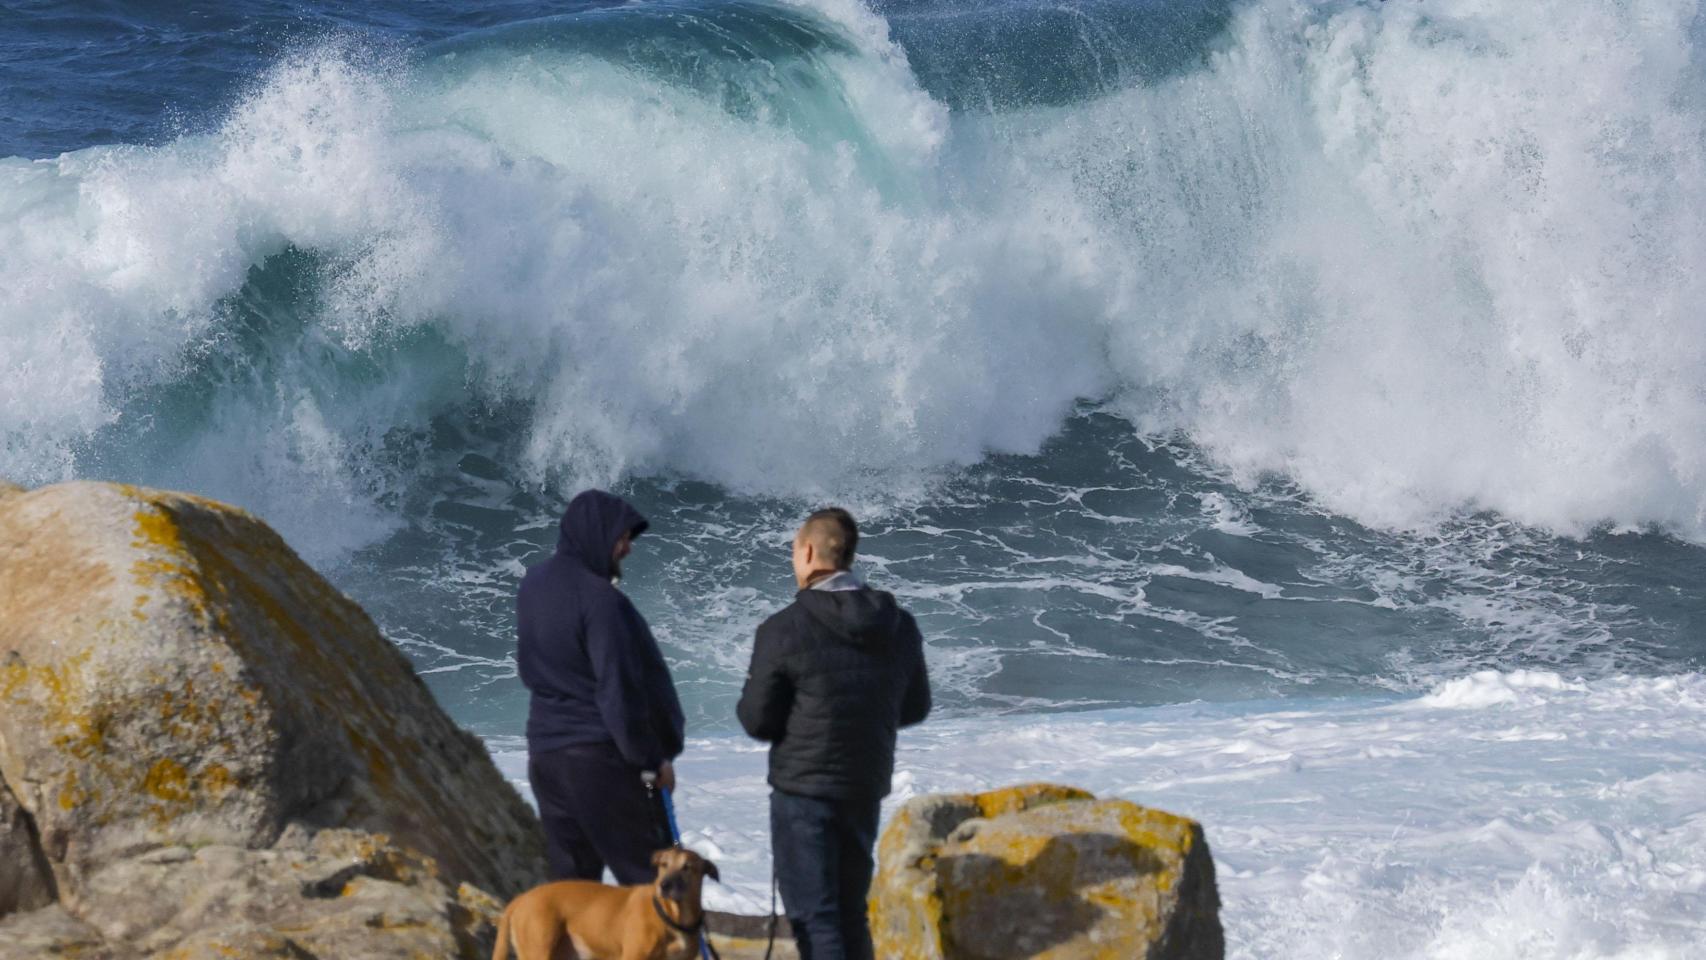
[4,0,1706,552]
[490,671,1706,958]
[1414,669,1588,709]
[1147,562,1286,600]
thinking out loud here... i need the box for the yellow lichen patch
[1,656,25,704]
[144,757,192,803]
[131,504,213,627]
[973,783,1094,820]
[4,649,112,763]
[133,502,186,555]
[1111,804,1195,894]
[139,756,242,826]
[58,769,90,810]
[2,647,87,707]
[455,881,503,919]
[200,763,236,795]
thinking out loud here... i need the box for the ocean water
[4,0,1705,956]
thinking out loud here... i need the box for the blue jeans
[770,790,881,960]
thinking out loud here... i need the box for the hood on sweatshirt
[795,587,902,647]
[556,489,649,580]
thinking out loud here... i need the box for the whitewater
[487,669,1706,958]
[2,0,1704,956]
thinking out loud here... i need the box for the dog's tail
[491,901,513,960]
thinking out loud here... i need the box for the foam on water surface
[493,671,1706,959]
[6,0,1706,544]
[4,3,1705,954]
[351,416,1703,738]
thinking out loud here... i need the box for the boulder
[0,903,110,960]
[871,783,1223,960]
[0,481,546,956]
[0,773,56,915]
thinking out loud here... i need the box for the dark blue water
[0,0,558,157]
[3,0,1704,741]
[2,0,1232,158]
[10,5,1706,954]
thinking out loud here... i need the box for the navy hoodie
[516,490,685,769]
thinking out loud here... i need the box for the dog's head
[651,847,720,904]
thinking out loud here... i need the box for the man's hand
[657,759,676,792]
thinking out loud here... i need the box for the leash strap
[661,782,778,960]
[661,785,687,850]
[763,863,779,960]
[659,786,720,960]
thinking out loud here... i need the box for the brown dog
[493,848,720,960]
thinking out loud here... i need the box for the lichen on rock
[871,783,1224,960]
[0,481,547,958]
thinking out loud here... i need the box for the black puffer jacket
[736,583,931,800]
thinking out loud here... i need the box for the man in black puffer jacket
[737,508,931,960]
[517,489,685,884]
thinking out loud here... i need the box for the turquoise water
[4,0,1701,728]
[4,1,1706,953]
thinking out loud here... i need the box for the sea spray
[4,0,1706,548]
[5,5,1704,955]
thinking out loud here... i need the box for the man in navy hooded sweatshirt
[517,489,686,884]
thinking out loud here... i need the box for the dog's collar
[652,894,703,936]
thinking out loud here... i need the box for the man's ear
[651,849,672,868]
[702,859,720,883]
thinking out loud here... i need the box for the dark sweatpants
[528,743,670,885]
[771,790,881,960]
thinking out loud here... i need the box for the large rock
[0,903,110,960]
[0,774,56,915]
[871,784,1224,960]
[0,481,546,956]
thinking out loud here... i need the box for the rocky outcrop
[0,774,56,915]
[0,481,546,957]
[871,783,1224,960]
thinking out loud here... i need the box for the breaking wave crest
[4,0,1706,557]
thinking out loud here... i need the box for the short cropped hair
[801,507,858,570]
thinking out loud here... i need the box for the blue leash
[660,786,688,849]
[659,785,718,960]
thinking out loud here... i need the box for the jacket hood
[556,489,649,578]
[794,587,902,647]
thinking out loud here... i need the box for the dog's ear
[702,859,720,883]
